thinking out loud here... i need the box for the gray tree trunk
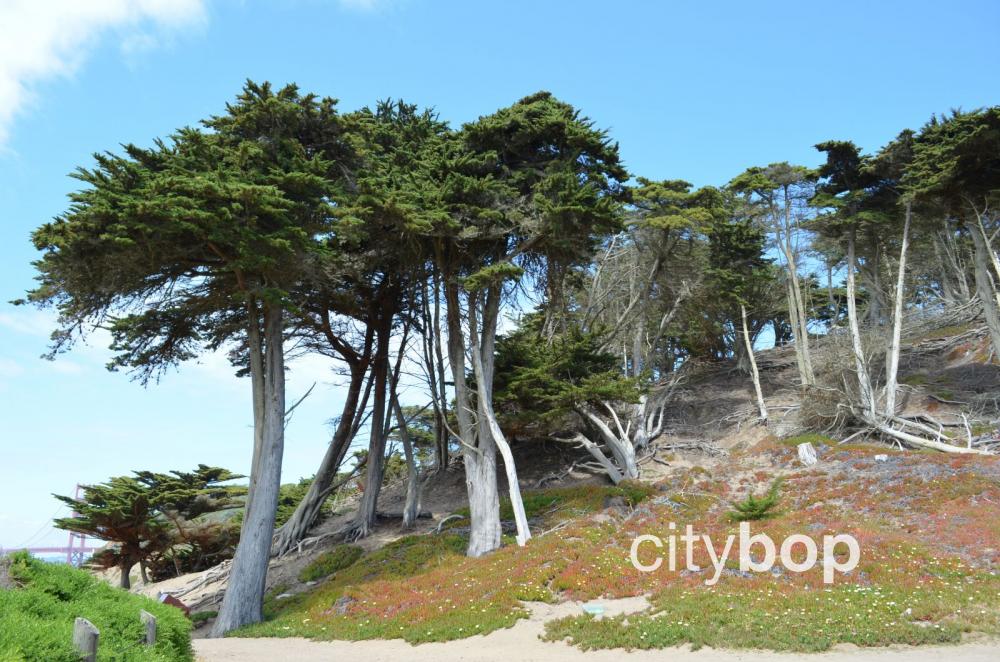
[970,219,1000,356]
[884,202,911,417]
[577,406,639,480]
[351,324,392,539]
[272,360,367,555]
[444,280,501,557]
[778,186,815,385]
[212,303,285,636]
[393,397,422,529]
[847,231,877,418]
[421,276,450,473]
[242,297,266,523]
[472,342,531,546]
[741,304,768,424]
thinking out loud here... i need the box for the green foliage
[53,465,243,584]
[632,178,723,233]
[462,262,525,292]
[777,433,835,448]
[0,552,192,661]
[906,108,1000,214]
[247,533,468,628]
[492,314,640,433]
[297,545,364,583]
[705,204,772,305]
[23,80,356,383]
[273,479,315,529]
[728,478,783,522]
[543,579,1000,652]
[53,477,169,585]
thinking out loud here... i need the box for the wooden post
[139,610,157,645]
[73,617,98,662]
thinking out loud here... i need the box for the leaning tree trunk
[884,201,911,417]
[971,215,1000,358]
[847,230,877,419]
[351,323,392,539]
[472,343,531,546]
[272,362,368,555]
[471,286,531,546]
[577,406,639,480]
[778,188,816,386]
[212,303,286,636]
[392,397,422,529]
[562,432,625,484]
[741,304,768,425]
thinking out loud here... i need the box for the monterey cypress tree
[24,81,353,634]
[426,92,628,555]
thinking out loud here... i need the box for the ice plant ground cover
[236,441,1000,652]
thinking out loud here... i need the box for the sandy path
[193,598,1000,662]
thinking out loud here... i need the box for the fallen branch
[435,514,464,534]
[871,419,991,455]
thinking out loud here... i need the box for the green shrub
[298,545,363,583]
[0,552,192,661]
[728,478,783,522]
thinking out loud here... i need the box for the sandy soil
[193,597,1000,662]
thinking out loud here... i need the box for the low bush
[298,545,364,583]
[0,552,192,661]
[728,478,783,522]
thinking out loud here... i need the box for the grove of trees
[23,81,1000,634]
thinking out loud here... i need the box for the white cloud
[0,0,207,148]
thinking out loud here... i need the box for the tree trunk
[139,559,150,585]
[826,263,837,324]
[119,558,134,589]
[392,397,422,529]
[577,406,639,480]
[563,432,624,484]
[242,297,266,523]
[939,228,972,302]
[212,303,285,636]
[863,247,885,326]
[847,230,877,418]
[970,219,1000,357]
[470,286,520,549]
[351,321,392,539]
[272,361,367,555]
[741,304,768,424]
[779,186,815,385]
[884,201,911,417]
[472,339,531,547]
[422,276,450,473]
[444,278,501,557]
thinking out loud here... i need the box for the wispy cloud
[0,0,208,149]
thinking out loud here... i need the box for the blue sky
[1,0,997,551]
